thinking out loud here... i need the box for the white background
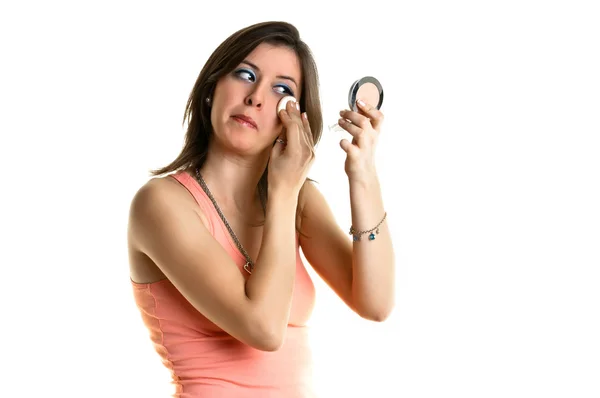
[1,1,599,397]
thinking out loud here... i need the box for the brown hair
[151,21,322,180]
[150,21,322,234]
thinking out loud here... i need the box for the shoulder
[128,172,210,240]
[129,174,187,214]
[298,179,326,213]
[297,179,328,227]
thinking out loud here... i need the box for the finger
[277,98,300,124]
[288,100,306,151]
[337,116,363,138]
[301,112,314,147]
[278,108,292,132]
[339,109,372,131]
[278,109,296,147]
[338,117,377,150]
[292,103,313,152]
[278,99,299,122]
[279,101,302,150]
[286,96,301,118]
[339,138,360,157]
[356,99,385,131]
[299,113,316,164]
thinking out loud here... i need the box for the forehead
[244,43,302,85]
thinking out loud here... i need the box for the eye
[274,84,294,97]
[235,68,295,96]
[235,68,256,82]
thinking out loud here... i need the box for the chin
[224,136,263,154]
[224,130,269,150]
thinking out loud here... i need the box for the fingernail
[296,102,300,111]
[339,110,344,116]
[357,99,365,106]
[302,112,308,119]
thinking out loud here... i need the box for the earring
[205,97,211,106]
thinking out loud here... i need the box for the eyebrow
[241,60,298,89]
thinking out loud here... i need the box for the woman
[127,21,395,397]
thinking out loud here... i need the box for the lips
[232,114,257,129]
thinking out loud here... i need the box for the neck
[195,146,270,215]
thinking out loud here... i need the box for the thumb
[339,138,357,155]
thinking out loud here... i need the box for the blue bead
[369,233,376,240]
[353,235,359,241]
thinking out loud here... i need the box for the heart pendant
[243,262,253,274]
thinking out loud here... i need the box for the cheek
[211,96,234,125]
[272,121,286,140]
[268,110,284,133]
[213,80,239,111]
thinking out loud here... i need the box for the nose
[244,86,266,109]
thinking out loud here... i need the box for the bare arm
[347,175,395,320]
[300,98,395,321]
[299,179,395,322]
[243,190,299,344]
[128,180,299,351]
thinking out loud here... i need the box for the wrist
[348,172,380,190]
[266,190,299,211]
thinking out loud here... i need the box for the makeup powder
[356,82,380,108]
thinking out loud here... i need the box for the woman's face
[210,43,303,155]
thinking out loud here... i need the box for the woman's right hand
[268,99,315,197]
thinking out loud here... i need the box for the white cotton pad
[277,96,297,114]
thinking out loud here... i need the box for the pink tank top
[130,171,317,397]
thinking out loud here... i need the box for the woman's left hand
[338,99,385,182]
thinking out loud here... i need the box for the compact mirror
[329,76,384,132]
[348,76,384,111]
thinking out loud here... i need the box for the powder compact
[329,75,384,132]
[348,76,384,111]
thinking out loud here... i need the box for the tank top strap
[169,170,216,235]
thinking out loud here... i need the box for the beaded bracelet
[349,212,387,242]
